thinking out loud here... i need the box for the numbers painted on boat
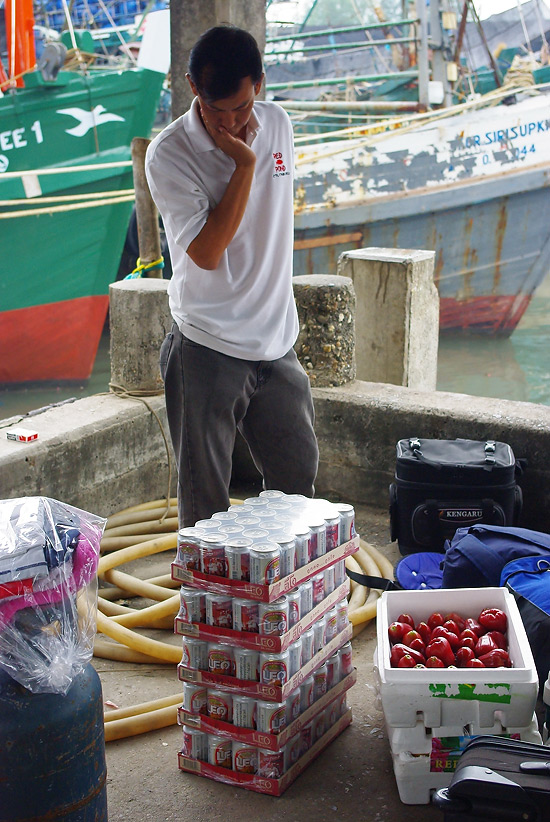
[512,144,536,159]
[0,120,43,153]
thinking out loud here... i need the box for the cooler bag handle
[345,568,399,591]
[408,438,498,469]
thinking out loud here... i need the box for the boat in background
[0,0,164,384]
[266,0,550,336]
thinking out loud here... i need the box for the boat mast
[3,0,36,88]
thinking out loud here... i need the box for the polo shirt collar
[185,97,262,153]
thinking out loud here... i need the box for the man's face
[188,75,263,140]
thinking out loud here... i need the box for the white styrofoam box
[374,587,538,729]
[390,714,542,805]
[386,711,542,756]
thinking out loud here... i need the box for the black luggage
[389,437,523,555]
[432,735,550,821]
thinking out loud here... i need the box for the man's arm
[187,128,256,271]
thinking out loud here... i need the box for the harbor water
[1,271,549,421]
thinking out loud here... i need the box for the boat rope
[0,189,134,206]
[124,257,165,279]
[0,63,37,91]
[0,160,132,179]
[0,193,135,219]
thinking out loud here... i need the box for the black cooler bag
[389,437,523,555]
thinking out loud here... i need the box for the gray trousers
[160,324,319,526]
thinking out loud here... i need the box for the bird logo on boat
[56,105,125,137]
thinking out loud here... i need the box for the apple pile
[388,608,512,669]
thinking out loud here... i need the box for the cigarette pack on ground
[6,428,38,443]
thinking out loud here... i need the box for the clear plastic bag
[0,497,106,694]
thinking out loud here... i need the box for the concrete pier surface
[98,497,440,822]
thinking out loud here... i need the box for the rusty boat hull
[293,94,550,336]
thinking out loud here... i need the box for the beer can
[301,628,315,664]
[286,589,301,628]
[258,747,285,778]
[232,741,258,774]
[258,597,289,636]
[179,585,205,624]
[311,572,325,606]
[324,606,338,644]
[207,689,233,723]
[256,700,287,734]
[324,515,340,552]
[242,528,270,544]
[205,592,233,629]
[181,637,208,670]
[323,565,335,597]
[285,733,302,770]
[339,640,353,678]
[234,647,259,682]
[243,496,269,508]
[182,681,207,715]
[286,688,301,724]
[326,698,340,728]
[232,695,256,729]
[233,515,261,528]
[212,510,239,521]
[313,662,328,701]
[300,723,312,756]
[338,693,348,716]
[177,527,202,570]
[249,542,280,584]
[181,725,208,761]
[224,537,252,581]
[313,615,326,653]
[336,503,355,544]
[300,675,314,712]
[259,489,285,499]
[276,535,296,578]
[294,526,311,567]
[195,518,222,531]
[260,650,290,686]
[199,534,226,576]
[288,638,302,677]
[232,597,259,633]
[326,652,341,690]
[299,580,313,615]
[208,734,232,769]
[267,501,292,513]
[312,711,326,742]
[334,558,347,587]
[218,524,244,537]
[336,598,349,633]
[207,642,235,677]
[308,519,327,559]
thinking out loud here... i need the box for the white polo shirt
[145,99,298,361]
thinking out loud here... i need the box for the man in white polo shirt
[145,26,319,527]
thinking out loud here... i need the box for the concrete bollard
[109,279,171,394]
[337,248,438,390]
[293,275,356,387]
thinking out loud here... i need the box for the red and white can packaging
[299,723,312,757]
[336,597,349,633]
[288,638,302,677]
[224,537,252,580]
[182,682,207,715]
[207,689,233,723]
[285,733,302,770]
[313,662,328,701]
[234,647,259,682]
[258,748,285,779]
[249,542,280,584]
[256,701,287,734]
[313,614,326,653]
[299,580,313,615]
[311,572,325,606]
[326,652,341,691]
[323,565,335,598]
[294,527,311,567]
[179,586,205,624]
[324,515,340,551]
[207,642,235,677]
[300,675,314,713]
[301,628,315,664]
[334,558,347,587]
[312,711,326,742]
[286,689,301,724]
[258,597,289,636]
[260,651,289,686]
[177,528,202,570]
[232,695,256,729]
[232,598,259,633]
[232,741,258,774]
[205,592,233,629]
[276,535,296,578]
[326,698,340,729]
[308,519,327,559]
[286,589,301,628]
[199,534,226,576]
[336,503,355,544]
[323,606,338,644]
[181,637,208,670]
[338,693,348,717]
[181,725,208,760]
[338,640,353,679]
[208,734,232,769]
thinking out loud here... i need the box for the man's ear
[254,73,265,96]
[186,73,199,97]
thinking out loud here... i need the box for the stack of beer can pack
[171,490,359,795]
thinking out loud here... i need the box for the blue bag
[441,524,550,588]
[500,555,550,691]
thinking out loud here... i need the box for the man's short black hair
[188,26,263,102]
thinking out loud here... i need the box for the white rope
[0,160,132,180]
[0,189,134,206]
[0,194,135,219]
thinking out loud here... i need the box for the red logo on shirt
[273,151,287,175]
